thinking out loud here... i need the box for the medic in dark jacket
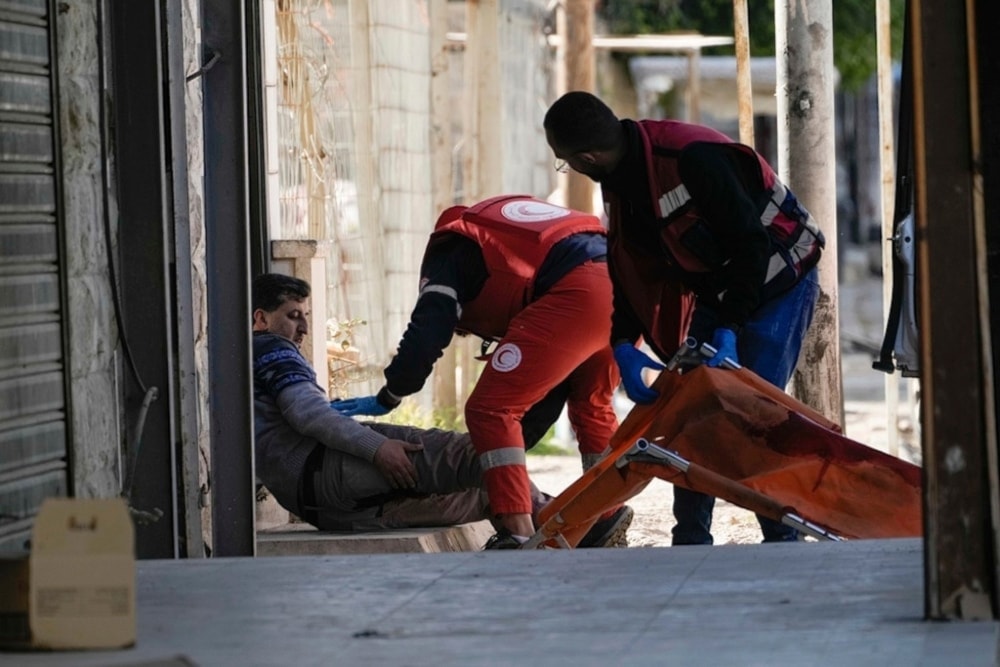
[604,120,822,358]
[545,92,824,546]
[332,195,622,544]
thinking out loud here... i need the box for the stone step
[256,520,495,556]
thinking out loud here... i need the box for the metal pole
[164,0,204,558]
[777,0,843,424]
[201,0,255,557]
[108,0,180,559]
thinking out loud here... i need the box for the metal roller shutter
[0,0,69,552]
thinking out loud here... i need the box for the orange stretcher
[524,342,923,548]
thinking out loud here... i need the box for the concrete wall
[368,0,434,365]
[53,2,211,554]
[181,0,211,553]
[499,0,554,198]
[56,1,121,498]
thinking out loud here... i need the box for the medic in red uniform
[332,195,630,547]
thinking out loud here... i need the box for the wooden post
[875,0,900,457]
[733,0,754,145]
[429,0,457,414]
[468,0,501,198]
[463,2,479,201]
[776,0,843,424]
[912,0,997,620]
[565,0,594,213]
[685,48,701,124]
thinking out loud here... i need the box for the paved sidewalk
[10,539,998,667]
[257,520,494,555]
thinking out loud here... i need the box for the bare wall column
[182,0,212,555]
[58,0,120,500]
[271,240,329,393]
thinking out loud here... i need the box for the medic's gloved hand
[705,327,739,368]
[613,342,666,404]
[330,395,392,417]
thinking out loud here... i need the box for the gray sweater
[253,333,386,513]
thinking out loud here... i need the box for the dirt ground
[527,450,774,547]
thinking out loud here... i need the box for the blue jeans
[671,269,820,545]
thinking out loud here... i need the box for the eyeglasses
[554,159,570,174]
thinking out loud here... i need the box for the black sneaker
[482,530,524,550]
[577,505,634,548]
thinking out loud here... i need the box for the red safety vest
[629,119,824,276]
[431,194,606,340]
[604,120,824,359]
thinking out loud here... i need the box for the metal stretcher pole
[624,439,845,542]
[665,337,742,372]
[665,336,702,371]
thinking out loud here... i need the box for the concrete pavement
[8,538,998,667]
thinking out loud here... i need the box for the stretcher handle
[629,439,843,541]
[665,337,741,372]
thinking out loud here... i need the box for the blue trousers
[671,269,820,545]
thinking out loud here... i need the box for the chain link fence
[272,0,555,415]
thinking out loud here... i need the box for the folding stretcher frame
[523,340,923,549]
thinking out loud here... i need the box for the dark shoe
[483,530,524,550]
[578,505,634,548]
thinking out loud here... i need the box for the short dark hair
[252,273,310,313]
[544,91,621,152]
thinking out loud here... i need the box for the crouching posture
[331,196,632,548]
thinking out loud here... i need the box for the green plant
[327,317,366,352]
[380,402,572,456]
[527,440,574,457]
[526,424,574,456]
[380,401,467,432]
[599,0,906,93]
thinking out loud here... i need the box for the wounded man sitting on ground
[252,272,537,532]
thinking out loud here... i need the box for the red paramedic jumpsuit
[436,195,620,516]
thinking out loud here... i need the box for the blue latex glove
[329,395,392,417]
[613,342,666,404]
[705,327,739,368]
